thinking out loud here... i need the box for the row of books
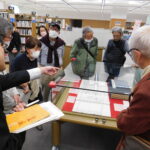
[16,21,32,27]
[36,18,45,22]
[18,29,32,36]
[36,22,46,27]
[0,12,9,20]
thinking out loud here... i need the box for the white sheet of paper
[75,90,110,104]
[80,80,108,92]
[66,96,76,103]
[114,103,127,111]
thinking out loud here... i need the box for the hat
[49,22,61,31]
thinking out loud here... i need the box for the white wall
[0,2,5,9]
[60,27,112,47]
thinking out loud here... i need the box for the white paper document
[114,101,129,112]
[80,80,108,92]
[72,89,111,117]
[76,90,110,104]
[73,101,111,117]
[66,96,76,103]
[10,102,64,133]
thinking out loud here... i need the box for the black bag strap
[80,39,95,60]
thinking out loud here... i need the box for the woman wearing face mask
[12,37,43,104]
[70,27,98,79]
[37,25,49,40]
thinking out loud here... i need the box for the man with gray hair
[0,18,13,71]
[70,27,98,78]
[116,25,150,150]
[103,26,129,81]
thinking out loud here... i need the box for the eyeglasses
[128,48,139,59]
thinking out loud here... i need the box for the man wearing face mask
[39,22,65,101]
[70,27,98,79]
[12,37,43,104]
[103,26,129,82]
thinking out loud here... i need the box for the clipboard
[6,102,64,133]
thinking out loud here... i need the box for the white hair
[82,27,93,36]
[0,17,13,44]
[112,26,123,34]
[129,25,150,58]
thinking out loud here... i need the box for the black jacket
[7,31,21,52]
[0,71,30,150]
[103,39,126,65]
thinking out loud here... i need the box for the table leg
[51,121,61,150]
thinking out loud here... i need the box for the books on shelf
[16,21,32,27]
[18,28,32,36]
[6,102,64,133]
[0,12,9,20]
[36,17,45,22]
[36,22,46,27]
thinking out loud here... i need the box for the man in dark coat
[103,26,129,81]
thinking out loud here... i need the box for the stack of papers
[6,102,64,133]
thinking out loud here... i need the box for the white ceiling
[1,0,150,21]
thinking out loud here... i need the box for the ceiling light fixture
[61,0,79,12]
[101,0,105,15]
[129,1,150,12]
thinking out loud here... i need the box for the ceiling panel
[2,0,150,18]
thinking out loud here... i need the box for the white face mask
[40,31,47,37]
[49,30,59,39]
[4,41,11,48]
[84,38,93,43]
[31,50,40,59]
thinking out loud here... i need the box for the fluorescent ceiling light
[30,0,62,2]
[128,1,145,5]
[65,0,101,3]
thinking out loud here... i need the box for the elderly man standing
[116,26,150,150]
[103,26,129,81]
[70,27,98,79]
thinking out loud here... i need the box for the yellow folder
[6,104,50,132]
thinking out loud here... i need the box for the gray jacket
[39,41,65,67]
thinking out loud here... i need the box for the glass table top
[53,62,137,95]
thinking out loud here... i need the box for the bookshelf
[0,9,9,20]
[15,14,36,46]
[36,16,49,37]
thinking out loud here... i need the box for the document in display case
[51,62,136,119]
[49,62,137,148]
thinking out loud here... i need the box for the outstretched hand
[40,66,60,76]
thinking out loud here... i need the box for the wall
[109,19,126,28]
[60,28,112,47]
[82,20,110,29]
